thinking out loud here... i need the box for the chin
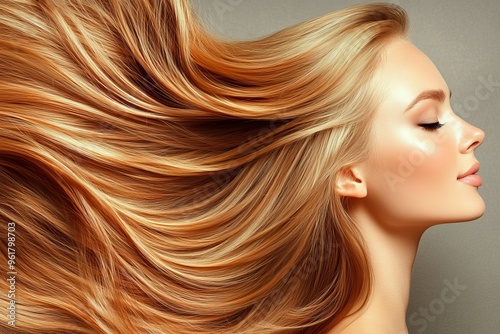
[448,198,486,223]
[466,194,486,219]
[460,205,486,222]
[424,198,485,226]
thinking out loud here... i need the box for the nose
[460,120,485,153]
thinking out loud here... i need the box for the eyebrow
[404,89,452,112]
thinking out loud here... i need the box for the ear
[335,165,367,198]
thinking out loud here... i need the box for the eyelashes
[419,122,445,131]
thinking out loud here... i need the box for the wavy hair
[0,1,407,333]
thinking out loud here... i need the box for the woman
[0,0,484,333]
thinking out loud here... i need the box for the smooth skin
[331,38,485,334]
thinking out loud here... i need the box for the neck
[331,204,426,333]
[360,217,424,328]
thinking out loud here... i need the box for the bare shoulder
[329,323,408,334]
[326,314,408,334]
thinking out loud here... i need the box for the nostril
[465,126,485,152]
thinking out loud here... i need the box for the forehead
[373,39,449,107]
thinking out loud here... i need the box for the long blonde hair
[0,1,407,333]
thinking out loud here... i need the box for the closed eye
[419,122,445,131]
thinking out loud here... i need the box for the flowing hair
[0,1,407,333]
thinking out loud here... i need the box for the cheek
[400,134,455,186]
[371,129,454,191]
[363,130,457,221]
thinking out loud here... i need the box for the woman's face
[356,38,485,228]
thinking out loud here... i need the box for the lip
[457,162,480,179]
[457,162,482,186]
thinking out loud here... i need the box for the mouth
[457,162,482,187]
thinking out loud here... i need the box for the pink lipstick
[457,162,482,187]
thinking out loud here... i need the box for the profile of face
[350,39,485,229]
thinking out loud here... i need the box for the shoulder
[326,315,408,334]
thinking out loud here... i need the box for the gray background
[191,1,500,333]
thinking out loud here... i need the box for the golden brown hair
[0,1,407,332]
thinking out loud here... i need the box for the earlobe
[335,166,367,198]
